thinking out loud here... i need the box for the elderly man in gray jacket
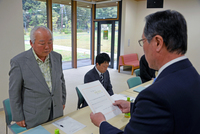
[9,26,66,129]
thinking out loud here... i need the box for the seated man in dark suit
[82,53,114,108]
[140,54,156,83]
[90,10,200,134]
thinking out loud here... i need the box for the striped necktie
[100,73,104,85]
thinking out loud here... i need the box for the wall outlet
[128,39,130,46]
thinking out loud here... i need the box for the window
[77,3,91,67]
[22,0,47,50]
[52,2,72,69]
[96,2,118,19]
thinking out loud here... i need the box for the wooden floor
[0,65,134,134]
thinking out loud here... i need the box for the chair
[118,54,140,75]
[134,69,140,76]
[127,76,142,89]
[75,87,85,109]
[3,98,27,134]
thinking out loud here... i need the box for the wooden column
[91,4,95,65]
[72,0,77,68]
[47,0,52,31]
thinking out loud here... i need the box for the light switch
[128,39,130,46]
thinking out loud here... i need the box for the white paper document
[53,116,86,134]
[145,84,151,88]
[111,94,135,102]
[77,80,122,120]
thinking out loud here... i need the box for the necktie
[153,77,157,84]
[100,73,104,85]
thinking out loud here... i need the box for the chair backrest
[127,76,142,89]
[134,69,140,76]
[75,87,84,109]
[123,53,138,63]
[3,98,12,125]
[3,98,27,134]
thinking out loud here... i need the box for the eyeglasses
[138,38,146,47]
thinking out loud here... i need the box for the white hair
[30,26,53,44]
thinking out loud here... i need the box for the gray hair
[30,26,53,44]
[144,10,187,55]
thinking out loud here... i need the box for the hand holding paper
[113,100,131,113]
[90,112,106,127]
[77,80,122,120]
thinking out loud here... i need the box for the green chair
[127,76,142,89]
[3,98,27,134]
[75,87,85,109]
[134,69,140,76]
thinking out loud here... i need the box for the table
[126,80,153,93]
[21,80,153,134]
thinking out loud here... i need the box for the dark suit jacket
[100,59,200,134]
[9,48,66,129]
[82,67,114,107]
[140,55,156,83]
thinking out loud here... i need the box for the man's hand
[63,105,65,110]
[16,120,26,127]
[113,100,131,113]
[90,112,106,127]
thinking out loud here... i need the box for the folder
[133,86,145,93]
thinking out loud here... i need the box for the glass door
[97,21,115,68]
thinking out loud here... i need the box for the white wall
[121,0,200,73]
[0,0,24,108]
[121,0,138,55]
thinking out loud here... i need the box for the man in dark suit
[83,53,114,108]
[90,10,200,133]
[140,54,156,83]
[9,26,66,129]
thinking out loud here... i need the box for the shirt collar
[32,48,49,63]
[156,55,187,78]
[95,66,102,76]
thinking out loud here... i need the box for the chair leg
[6,124,8,134]
[131,67,134,75]
[118,65,121,73]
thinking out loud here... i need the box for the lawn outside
[24,31,118,62]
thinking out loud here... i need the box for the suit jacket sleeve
[9,59,24,121]
[100,121,123,134]
[99,88,172,134]
[60,55,66,105]
[105,71,114,95]
[123,88,172,134]
[84,73,93,84]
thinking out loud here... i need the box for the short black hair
[96,53,110,65]
[144,10,187,54]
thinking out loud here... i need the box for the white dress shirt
[156,55,187,79]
